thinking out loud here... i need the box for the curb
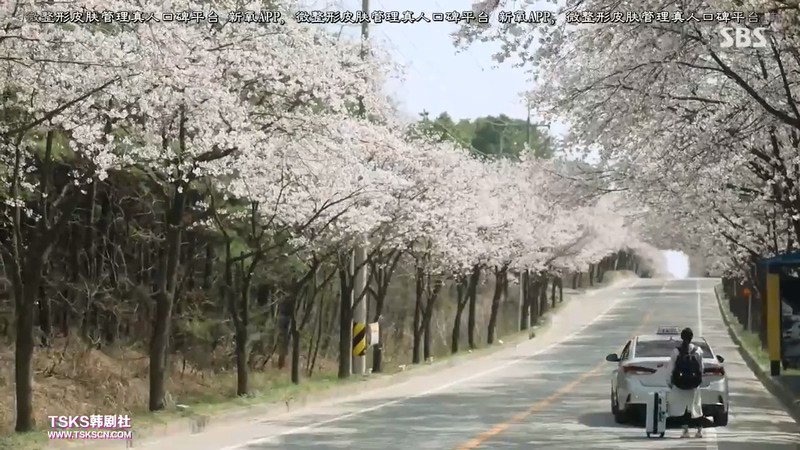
[50,274,637,450]
[712,284,800,423]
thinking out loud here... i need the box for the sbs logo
[719,27,767,48]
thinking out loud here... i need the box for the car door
[614,340,632,399]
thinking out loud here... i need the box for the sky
[663,250,689,278]
[298,0,568,135]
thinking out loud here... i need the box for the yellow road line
[455,311,654,449]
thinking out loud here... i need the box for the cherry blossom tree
[1,0,145,430]
[2,0,401,419]
[457,0,800,276]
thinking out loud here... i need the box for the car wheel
[611,391,626,424]
[714,410,729,427]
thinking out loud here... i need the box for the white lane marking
[697,278,703,337]
[704,426,719,450]
[218,279,643,450]
[696,278,719,450]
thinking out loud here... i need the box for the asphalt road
[138,278,800,450]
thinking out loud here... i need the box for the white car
[606,327,729,426]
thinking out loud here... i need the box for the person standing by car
[665,327,705,438]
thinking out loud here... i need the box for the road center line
[453,305,656,449]
[697,278,703,337]
[696,278,719,450]
[217,279,642,450]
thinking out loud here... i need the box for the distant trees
[418,112,553,159]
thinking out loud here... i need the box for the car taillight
[704,367,725,376]
[623,365,657,375]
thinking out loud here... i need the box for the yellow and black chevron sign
[352,322,367,357]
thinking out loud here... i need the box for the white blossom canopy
[1,0,663,278]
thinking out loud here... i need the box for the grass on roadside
[0,431,47,450]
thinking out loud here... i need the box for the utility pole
[526,103,531,150]
[351,0,370,377]
[498,133,504,156]
[352,246,368,375]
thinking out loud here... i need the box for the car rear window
[634,340,712,358]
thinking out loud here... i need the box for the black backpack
[671,345,702,390]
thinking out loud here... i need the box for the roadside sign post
[368,322,379,346]
[766,272,781,376]
[742,286,752,331]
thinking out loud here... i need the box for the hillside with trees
[0,0,664,439]
[418,112,554,159]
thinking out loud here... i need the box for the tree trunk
[519,270,530,330]
[37,276,51,347]
[529,276,541,324]
[337,262,352,378]
[422,277,441,361]
[228,247,255,397]
[551,276,558,309]
[412,265,424,364]
[487,266,505,345]
[103,310,118,345]
[62,227,80,337]
[148,187,186,412]
[79,182,98,340]
[598,258,607,283]
[466,265,480,350]
[452,280,467,354]
[185,232,196,291]
[9,240,65,432]
[276,295,292,370]
[291,326,301,384]
[319,291,339,359]
[539,276,549,316]
[307,292,327,377]
[202,243,214,290]
[234,322,248,394]
[558,277,563,303]
[502,274,509,304]
[572,272,580,289]
[14,269,39,431]
[588,264,595,286]
[423,310,433,360]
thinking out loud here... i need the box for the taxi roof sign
[656,326,680,335]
